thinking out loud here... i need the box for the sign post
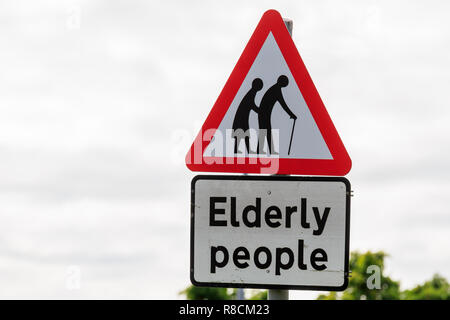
[267,17,294,302]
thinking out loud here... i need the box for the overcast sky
[0,0,449,299]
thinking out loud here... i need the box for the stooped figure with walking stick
[257,75,297,155]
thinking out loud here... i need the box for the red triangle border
[185,9,351,176]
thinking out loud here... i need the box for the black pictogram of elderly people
[232,75,297,155]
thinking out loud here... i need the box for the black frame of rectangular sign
[190,174,351,291]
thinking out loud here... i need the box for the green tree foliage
[318,251,450,300]
[180,286,268,300]
[248,290,268,300]
[180,286,235,300]
[401,274,450,300]
[318,251,400,300]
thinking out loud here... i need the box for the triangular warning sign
[186,9,351,175]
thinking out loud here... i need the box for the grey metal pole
[284,18,293,35]
[268,288,289,300]
[266,17,293,301]
[236,288,245,300]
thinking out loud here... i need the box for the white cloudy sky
[0,0,449,299]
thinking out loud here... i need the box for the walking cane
[288,118,296,155]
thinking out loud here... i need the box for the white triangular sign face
[186,10,351,175]
[204,32,332,160]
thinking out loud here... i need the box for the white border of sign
[190,175,351,291]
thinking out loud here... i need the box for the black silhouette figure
[232,78,263,154]
[257,75,297,154]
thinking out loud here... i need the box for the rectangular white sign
[190,175,350,291]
